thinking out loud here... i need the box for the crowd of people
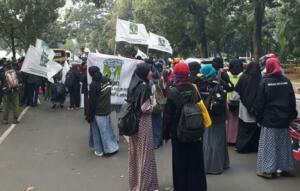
[0,56,88,124]
[84,54,298,191]
[0,53,298,191]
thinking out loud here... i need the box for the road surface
[0,101,299,191]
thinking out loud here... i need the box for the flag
[115,18,149,45]
[148,32,173,54]
[35,39,55,66]
[21,45,62,81]
[135,49,148,59]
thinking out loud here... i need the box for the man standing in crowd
[1,60,20,124]
[65,64,81,110]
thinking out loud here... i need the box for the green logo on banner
[158,37,166,47]
[103,59,123,86]
[129,22,138,35]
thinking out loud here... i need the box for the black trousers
[69,86,80,108]
[171,138,207,191]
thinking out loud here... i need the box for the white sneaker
[94,151,103,157]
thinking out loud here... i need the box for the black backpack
[118,100,140,136]
[205,73,227,116]
[65,71,75,88]
[170,86,204,143]
[55,83,66,97]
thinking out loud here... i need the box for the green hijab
[200,64,217,79]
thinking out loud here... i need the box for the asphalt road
[0,101,300,191]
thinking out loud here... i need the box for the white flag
[35,39,55,64]
[115,19,149,45]
[135,49,149,59]
[148,32,173,54]
[21,45,62,80]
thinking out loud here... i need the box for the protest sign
[87,53,138,105]
[21,45,62,80]
[115,19,149,45]
[148,32,173,54]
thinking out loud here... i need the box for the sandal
[256,171,275,179]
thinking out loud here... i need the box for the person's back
[256,74,297,128]
[95,77,112,116]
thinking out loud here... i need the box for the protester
[163,63,207,191]
[127,63,159,191]
[235,62,261,153]
[24,73,41,107]
[86,66,119,157]
[255,57,298,178]
[1,61,20,124]
[226,58,244,144]
[200,64,230,174]
[80,63,88,117]
[151,61,166,149]
[0,59,5,110]
[51,71,66,109]
[65,65,81,110]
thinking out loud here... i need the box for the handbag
[192,84,212,128]
[118,101,140,136]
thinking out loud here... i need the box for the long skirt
[90,115,119,154]
[226,111,239,144]
[172,138,207,191]
[152,113,163,149]
[236,119,260,153]
[129,113,159,191]
[257,127,294,173]
[203,121,230,174]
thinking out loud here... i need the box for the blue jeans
[152,113,163,149]
[90,115,119,154]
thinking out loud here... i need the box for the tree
[0,0,65,60]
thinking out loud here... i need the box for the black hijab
[229,59,243,75]
[188,62,201,78]
[127,62,151,108]
[236,62,262,113]
[88,66,103,94]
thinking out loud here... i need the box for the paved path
[0,102,299,191]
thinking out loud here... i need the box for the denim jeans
[152,113,163,149]
[90,115,119,154]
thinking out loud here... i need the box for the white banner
[115,18,149,45]
[21,45,62,80]
[87,53,138,105]
[148,32,173,54]
[135,49,149,59]
[35,39,55,64]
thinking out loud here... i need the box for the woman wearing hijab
[127,62,159,191]
[255,58,298,178]
[86,66,119,156]
[163,63,207,191]
[226,59,244,144]
[200,64,230,175]
[235,62,261,153]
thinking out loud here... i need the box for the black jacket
[88,77,112,117]
[163,83,198,140]
[254,75,298,129]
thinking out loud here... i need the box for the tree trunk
[198,15,208,58]
[252,0,266,62]
[10,28,16,62]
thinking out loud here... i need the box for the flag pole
[114,42,117,55]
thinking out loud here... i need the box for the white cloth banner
[135,49,149,59]
[115,18,149,45]
[21,45,62,80]
[87,53,138,105]
[61,61,70,83]
[35,39,55,64]
[148,32,173,54]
